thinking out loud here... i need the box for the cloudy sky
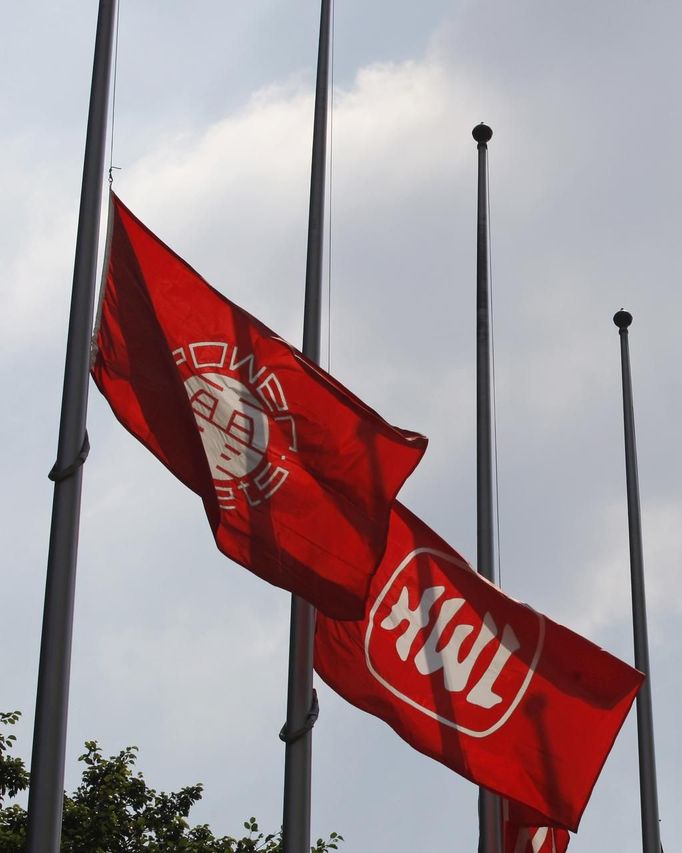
[3,1,681,850]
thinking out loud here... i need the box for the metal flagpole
[281,1,331,851]
[613,309,662,853]
[472,122,502,853]
[25,3,118,852]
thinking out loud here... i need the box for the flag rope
[107,0,121,184]
[279,689,320,744]
[47,432,90,483]
[487,154,503,589]
[325,0,336,373]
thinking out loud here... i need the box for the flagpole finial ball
[472,123,493,144]
[613,309,633,329]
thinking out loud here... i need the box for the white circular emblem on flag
[173,340,297,512]
[183,373,269,480]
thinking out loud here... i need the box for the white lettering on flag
[229,346,267,384]
[381,585,520,709]
[380,585,445,661]
[364,547,545,737]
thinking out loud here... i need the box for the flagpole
[281,1,331,851]
[25,3,117,852]
[472,122,502,853]
[613,309,662,853]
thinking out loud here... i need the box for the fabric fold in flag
[503,823,570,853]
[91,193,427,619]
[314,503,643,829]
[502,800,570,852]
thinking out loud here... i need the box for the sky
[2,1,681,850]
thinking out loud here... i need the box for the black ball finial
[613,309,633,329]
[472,123,493,144]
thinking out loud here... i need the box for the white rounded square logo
[364,548,545,737]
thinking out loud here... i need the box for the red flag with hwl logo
[314,503,643,828]
[91,194,427,619]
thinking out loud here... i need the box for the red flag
[503,822,570,853]
[91,194,427,619]
[314,503,643,829]
[503,800,570,853]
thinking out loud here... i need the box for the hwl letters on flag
[91,194,427,619]
[315,503,643,829]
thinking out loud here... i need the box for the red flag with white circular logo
[92,194,427,619]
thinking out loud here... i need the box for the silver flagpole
[281,1,331,851]
[613,309,662,853]
[472,123,502,853]
[25,3,118,852]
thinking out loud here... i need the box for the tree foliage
[0,712,342,853]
